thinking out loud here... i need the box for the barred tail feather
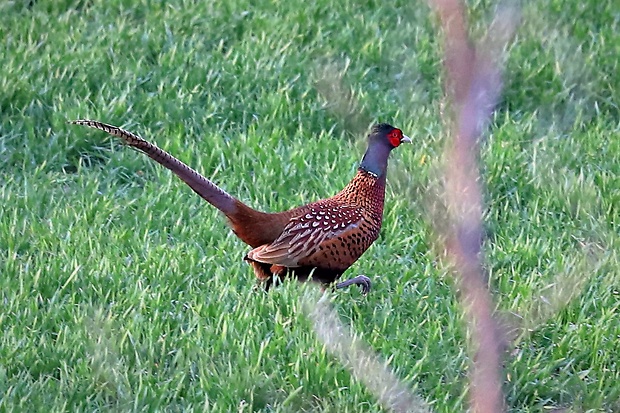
[70,119,238,217]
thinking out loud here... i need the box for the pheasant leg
[336,275,372,295]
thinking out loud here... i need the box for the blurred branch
[314,59,372,138]
[428,1,519,412]
[306,293,432,413]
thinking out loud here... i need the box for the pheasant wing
[246,204,364,268]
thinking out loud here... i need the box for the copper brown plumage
[70,120,410,294]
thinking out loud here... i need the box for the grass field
[1,0,619,411]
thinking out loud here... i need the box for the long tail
[71,120,239,215]
[70,119,285,247]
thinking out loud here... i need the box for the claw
[336,275,372,295]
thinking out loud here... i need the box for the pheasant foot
[335,275,372,295]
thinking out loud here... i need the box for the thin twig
[306,293,432,413]
[428,1,520,412]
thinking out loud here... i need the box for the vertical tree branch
[428,1,519,412]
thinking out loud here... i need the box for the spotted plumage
[71,120,410,294]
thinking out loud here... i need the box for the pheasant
[71,120,410,294]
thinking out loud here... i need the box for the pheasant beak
[400,134,412,144]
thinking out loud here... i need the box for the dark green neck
[359,141,391,178]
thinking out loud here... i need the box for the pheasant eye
[388,129,403,147]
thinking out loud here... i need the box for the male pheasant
[71,120,410,294]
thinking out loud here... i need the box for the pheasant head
[359,123,411,178]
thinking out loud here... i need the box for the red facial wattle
[388,129,403,147]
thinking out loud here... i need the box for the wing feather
[246,204,364,267]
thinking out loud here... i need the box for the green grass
[1,0,618,411]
